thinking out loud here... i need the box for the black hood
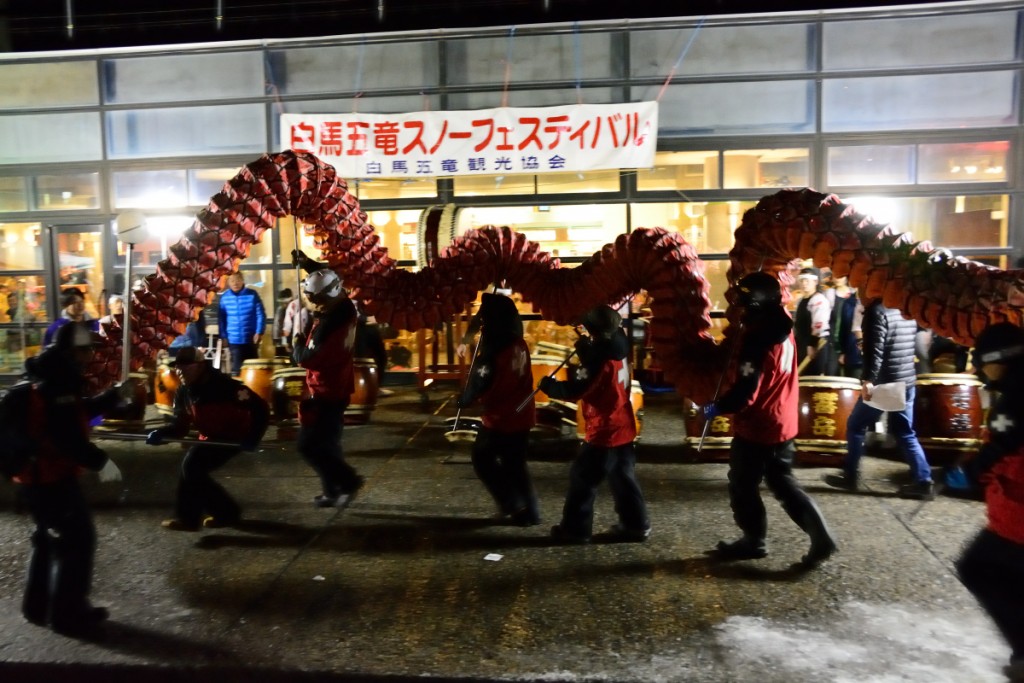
[25,345,84,393]
[479,294,523,351]
[744,304,793,345]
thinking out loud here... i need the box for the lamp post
[115,211,147,383]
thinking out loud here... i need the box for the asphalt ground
[0,385,1010,683]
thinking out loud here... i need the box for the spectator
[43,288,98,347]
[217,272,266,376]
[824,296,934,500]
[793,267,834,376]
[280,291,313,354]
[97,295,124,338]
[167,321,207,358]
[273,288,294,355]
[830,276,862,378]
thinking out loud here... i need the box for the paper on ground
[864,381,906,411]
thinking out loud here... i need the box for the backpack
[0,381,40,478]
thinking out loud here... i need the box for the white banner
[281,102,658,179]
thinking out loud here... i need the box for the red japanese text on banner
[280,102,659,179]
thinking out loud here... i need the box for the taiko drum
[271,367,309,428]
[153,360,180,417]
[530,354,569,404]
[796,375,862,466]
[682,397,733,463]
[240,357,291,404]
[575,380,644,441]
[345,358,380,425]
[914,373,985,466]
[100,372,149,431]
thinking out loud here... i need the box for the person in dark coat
[955,322,1024,682]
[146,346,269,530]
[541,304,649,543]
[457,293,539,526]
[292,268,365,508]
[703,272,837,567]
[12,322,124,635]
[824,296,934,500]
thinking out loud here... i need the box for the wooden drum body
[345,358,380,425]
[576,381,644,441]
[914,373,984,465]
[240,357,290,404]
[683,397,733,462]
[154,361,180,417]
[796,376,862,466]
[271,367,310,427]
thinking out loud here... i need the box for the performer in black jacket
[824,298,933,499]
[147,346,270,530]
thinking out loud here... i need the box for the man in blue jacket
[217,272,266,376]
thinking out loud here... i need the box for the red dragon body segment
[86,153,1021,405]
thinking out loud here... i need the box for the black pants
[298,398,360,497]
[727,436,831,544]
[957,528,1024,660]
[175,444,242,526]
[21,477,97,627]
[471,428,537,519]
[228,343,258,376]
[559,441,648,537]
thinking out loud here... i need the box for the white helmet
[302,270,343,300]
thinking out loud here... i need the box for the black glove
[539,376,556,395]
[146,429,166,446]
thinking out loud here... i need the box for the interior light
[61,191,73,200]
[950,165,961,173]
[965,165,978,174]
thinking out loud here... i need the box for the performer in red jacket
[541,305,649,543]
[956,322,1024,682]
[292,268,365,508]
[147,346,269,530]
[457,293,539,526]
[702,272,836,567]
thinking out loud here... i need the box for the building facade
[0,0,1019,377]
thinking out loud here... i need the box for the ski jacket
[218,287,267,345]
[542,330,635,447]
[716,305,799,444]
[160,366,269,446]
[860,301,917,385]
[293,298,357,404]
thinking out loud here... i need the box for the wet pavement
[0,386,1011,682]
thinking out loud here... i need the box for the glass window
[0,177,28,212]
[0,61,99,109]
[637,151,718,191]
[447,87,618,110]
[842,194,1008,249]
[33,173,101,211]
[55,228,105,320]
[631,23,811,77]
[723,148,809,189]
[631,201,754,255]
[351,177,438,201]
[103,52,264,104]
[454,170,619,197]
[919,141,1009,184]
[822,71,1016,132]
[0,112,103,165]
[0,222,43,270]
[268,42,439,95]
[455,204,628,258]
[188,167,240,205]
[827,146,915,186]
[446,32,616,86]
[106,104,266,159]
[114,170,188,209]
[113,215,195,269]
[823,12,1018,71]
[364,210,423,262]
[637,80,814,135]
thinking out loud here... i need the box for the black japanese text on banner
[281,102,659,179]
